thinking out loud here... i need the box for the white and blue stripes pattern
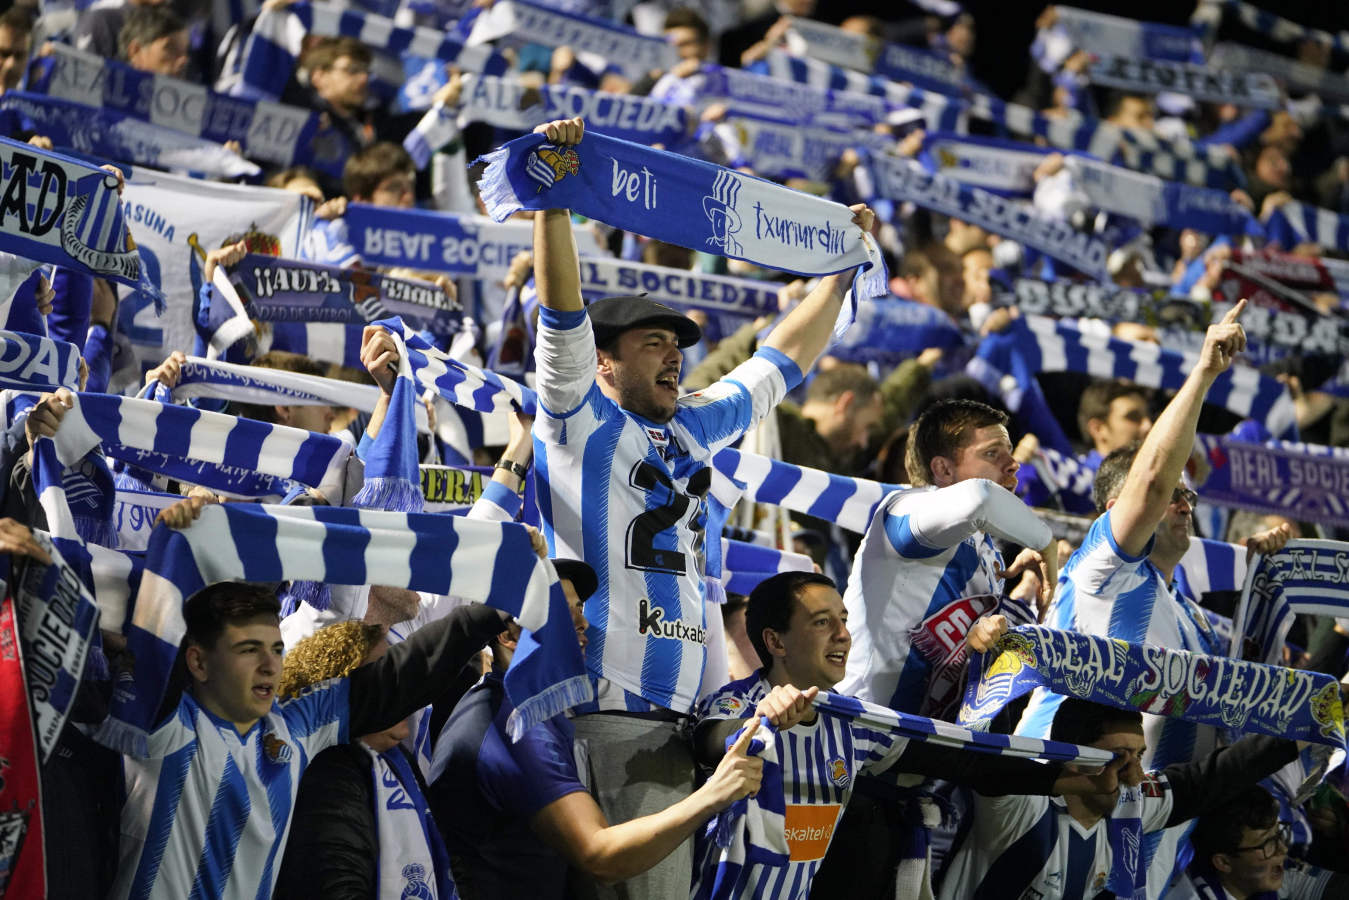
[990,315,1297,437]
[1236,539,1349,665]
[0,330,81,392]
[102,501,580,756]
[1267,200,1349,255]
[234,1,506,103]
[1196,0,1349,57]
[47,392,353,500]
[709,447,903,535]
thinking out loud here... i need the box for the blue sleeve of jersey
[1098,508,1152,563]
[754,346,802,392]
[883,512,945,559]
[478,480,521,518]
[281,678,352,748]
[537,306,587,331]
[481,710,585,818]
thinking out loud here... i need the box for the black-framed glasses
[1171,487,1198,509]
[1232,823,1291,860]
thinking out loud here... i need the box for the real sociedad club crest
[526,144,580,192]
[1310,681,1345,741]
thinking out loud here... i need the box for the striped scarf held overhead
[146,355,430,434]
[971,315,1298,438]
[475,130,887,340]
[98,501,588,754]
[43,390,356,502]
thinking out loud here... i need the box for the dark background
[808,0,1349,101]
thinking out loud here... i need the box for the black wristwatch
[495,458,529,479]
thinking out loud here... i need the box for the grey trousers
[568,712,696,900]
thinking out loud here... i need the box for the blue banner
[1198,436,1349,530]
[338,203,535,274]
[959,625,1345,748]
[226,252,463,338]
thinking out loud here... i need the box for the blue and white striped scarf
[972,315,1298,437]
[1266,201,1349,255]
[706,113,892,183]
[0,93,261,180]
[1194,0,1349,58]
[574,257,780,320]
[465,0,676,78]
[29,43,327,169]
[234,1,507,103]
[476,130,887,336]
[720,539,814,597]
[100,501,587,754]
[1234,539,1349,666]
[47,392,355,501]
[688,65,892,131]
[785,17,978,95]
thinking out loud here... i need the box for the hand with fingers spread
[146,350,188,390]
[156,495,216,530]
[965,614,1008,654]
[702,721,766,808]
[0,518,52,565]
[753,684,819,730]
[534,116,584,146]
[1196,298,1247,381]
[360,325,400,395]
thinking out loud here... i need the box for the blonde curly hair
[279,621,384,699]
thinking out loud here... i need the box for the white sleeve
[894,479,1052,552]
[533,313,599,418]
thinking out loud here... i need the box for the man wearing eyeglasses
[1186,785,1349,899]
[1014,300,1293,898]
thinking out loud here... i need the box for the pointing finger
[1220,297,1247,325]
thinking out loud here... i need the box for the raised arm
[346,603,508,736]
[1161,733,1298,827]
[1110,300,1246,556]
[758,206,874,374]
[531,118,586,313]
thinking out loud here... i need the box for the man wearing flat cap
[527,116,876,900]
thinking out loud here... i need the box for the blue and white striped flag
[1267,201,1349,255]
[1234,539,1349,665]
[465,0,676,79]
[1196,0,1349,58]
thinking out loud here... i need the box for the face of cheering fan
[763,583,851,692]
[1076,724,1146,820]
[597,327,683,424]
[186,614,285,735]
[932,424,1019,492]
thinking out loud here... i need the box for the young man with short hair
[101,522,510,900]
[939,699,1301,900]
[528,114,877,898]
[692,573,1123,900]
[118,5,189,77]
[1186,786,1348,899]
[1077,378,1153,468]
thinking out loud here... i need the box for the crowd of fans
[2,0,1349,898]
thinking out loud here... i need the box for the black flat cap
[587,295,701,349]
[552,558,599,601]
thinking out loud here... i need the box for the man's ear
[833,390,856,416]
[595,349,616,380]
[1104,496,1118,511]
[184,642,209,685]
[273,405,291,425]
[1085,417,1107,447]
[497,622,521,651]
[762,628,787,660]
[929,454,955,485]
[1211,852,1234,875]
